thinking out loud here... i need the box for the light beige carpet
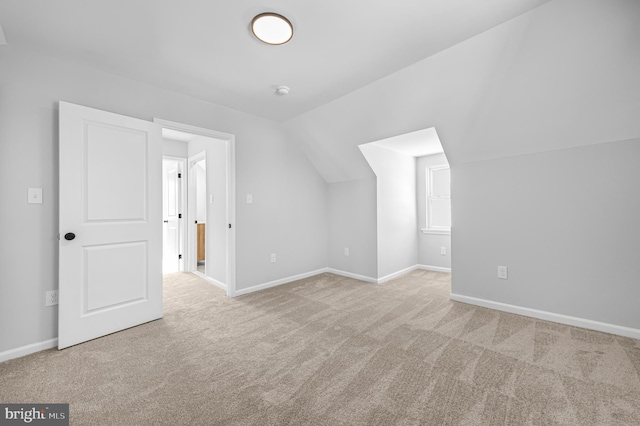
[1,271,639,425]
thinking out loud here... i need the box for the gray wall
[417,153,451,270]
[453,139,640,329]
[0,45,328,353]
[327,178,377,279]
[360,145,418,278]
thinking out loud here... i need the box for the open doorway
[156,119,236,297]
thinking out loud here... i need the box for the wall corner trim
[377,265,420,284]
[326,268,378,284]
[197,274,227,292]
[0,338,58,363]
[417,264,452,273]
[328,265,451,285]
[449,293,640,340]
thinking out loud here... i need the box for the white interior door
[58,102,162,349]
[162,158,183,273]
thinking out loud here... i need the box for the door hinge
[178,254,182,259]
[195,220,198,224]
[228,224,232,229]
[178,213,182,219]
[178,173,182,178]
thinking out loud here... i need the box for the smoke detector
[275,86,290,96]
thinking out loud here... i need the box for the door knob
[64,232,76,241]
[163,220,169,223]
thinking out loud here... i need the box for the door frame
[154,118,236,297]
[162,156,187,273]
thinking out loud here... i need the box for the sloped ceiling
[361,128,444,158]
[284,0,640,183]
[0,0,550,122]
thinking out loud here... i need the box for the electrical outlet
[45,290,58,306]
[440,247,446,256]
[497,266,508,280]
[271,253,276,263]
[344,247,350,256]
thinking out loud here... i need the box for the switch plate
[270,253,276,263]
[210,194,213,204]
[28,188,43,204]
[247,194,253,204]
[45,290,58,306]
[497,266,508,280]
[440,247,446,256]
[344,247,350,256]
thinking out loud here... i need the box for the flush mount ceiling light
[251,13,293,45]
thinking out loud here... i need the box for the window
[424,165,451,234]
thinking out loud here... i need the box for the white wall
[0,45,328,354]
[327,178,377,279]
[417,153,451,270]
[453,139,640,330]
[360,145,418,278]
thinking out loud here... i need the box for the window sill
[421,229,451,236]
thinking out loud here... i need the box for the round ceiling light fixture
[251,13,293,45]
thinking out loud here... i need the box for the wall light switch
[270,253,276,263]
[440,247,446,256]
[247,194,253,204]
[28,188,43,204]
[344,247,350,256]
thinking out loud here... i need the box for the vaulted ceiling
[0,0,551,122]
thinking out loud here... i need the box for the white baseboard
[450,293,640,340]
[328,265,451,284]
[234,265,452,295]
[377,265,420,283]
[205,276,227,291]
[325,268,378,284]
[234,268,329,296]
[0,338,58,363]
[417,264,452,273]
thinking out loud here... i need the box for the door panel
[84,242,148,312]
[85,122,148,221]
[162,159,181,273]
[59,102,162,349]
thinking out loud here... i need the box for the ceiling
[0,0,551,122]
[363,128,444,158]
[162,128,198,142]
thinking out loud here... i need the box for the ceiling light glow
[251,13,293,45]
